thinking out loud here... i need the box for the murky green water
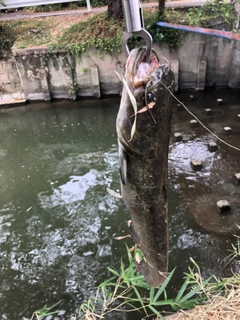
[0,91,239,319]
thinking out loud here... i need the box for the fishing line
[160,80,240,152]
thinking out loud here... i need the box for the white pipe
[86,0,91,12]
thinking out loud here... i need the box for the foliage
[165,0,236,27]
[144,10,181,49]
[222,225,240,270]
[78,240,240,320]
[3,19,56,50]
[23,235,240,319]
[91,0,108,7]
[24,301,61,320]
[0,1,237,54]
[187,0,236,26]
[79,247,216,319]
[0,22,16,57]
[51,12,124,56]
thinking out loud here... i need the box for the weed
[79,247,213,319]
[24,301,62,320]
[222,225,240,270]
[51,12,123,56]
[0,85,7,93]
[0,1,237,55]
[164,0,236,27]
[81,67,88,73]
[0,22,16,56]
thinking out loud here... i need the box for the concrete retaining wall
[0,30,240,103]
[0,54,25,104]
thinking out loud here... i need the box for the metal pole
[156,22,240,42]
[86,0,91,12]
[122,0,144,33]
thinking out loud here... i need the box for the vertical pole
[86,0,91,12]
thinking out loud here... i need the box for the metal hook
[121,29,152,62]
[121,0,152,61]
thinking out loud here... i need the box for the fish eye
[147,92,153,101]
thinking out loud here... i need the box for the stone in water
[190,119,198,127]
[216,200,231,213]
[207,141,218,152]
[191,160,203,171]
[174,132,182,142]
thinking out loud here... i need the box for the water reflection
[0,92,239,319]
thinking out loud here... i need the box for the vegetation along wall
[1,30,240,102]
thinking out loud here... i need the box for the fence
[0,0,91,11]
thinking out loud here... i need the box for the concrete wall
[0,30,239,103]
[0,53,25,104]
[12,48,127,101]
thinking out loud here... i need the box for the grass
[23,230,240,319]
[24,301,62,320]
[55,12,124,55]
[78,227,240,319]
[77,246,240,320]
[171,274,240,319]
[0,0,236,52]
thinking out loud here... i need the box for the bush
[0,23,16,57]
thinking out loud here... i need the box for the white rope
[161,81,240,152]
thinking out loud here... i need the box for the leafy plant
[91,0,108,7]
[24,301,62,320]
[51,12,123,56]
[222,225,240,270]
[144,10,181,49]
[0,22,16,55]
[0,1,237,54]
[79,248,215,319]
[164,0,236,27]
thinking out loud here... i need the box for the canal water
[0,90,239,319]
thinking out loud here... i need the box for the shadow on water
[0,90,239,319]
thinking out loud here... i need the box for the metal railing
[0,0,91,12]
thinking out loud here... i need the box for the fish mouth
[131,46,160,89]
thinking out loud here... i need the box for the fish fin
[106,188,122,199]
[119,148,127,185]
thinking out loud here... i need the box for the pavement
[0,0,210,21]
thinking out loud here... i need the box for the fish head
[117,46,174,154]
[125,46,160,91]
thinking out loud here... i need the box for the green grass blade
[153,299,175,307]
[128,275,145,282]
[148,305,163,319]
[135,280,151,289]
[178,277,211,303]
[34,300,62,317]
[120,259,125,276]
[107,268,120,277]
[174,276,190,302]
[150,287,155,304]
[164,289,168,300]
[133,286,147,314]
[153,268,175,303]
